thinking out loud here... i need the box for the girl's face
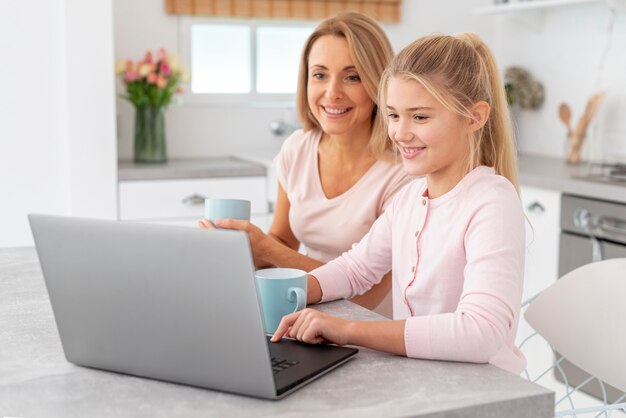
[386,76,472,183]
[307,35,373,138]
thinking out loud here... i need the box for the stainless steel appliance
[558,193,626,402]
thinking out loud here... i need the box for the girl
[201,13,410,316]
[271,33,526,374]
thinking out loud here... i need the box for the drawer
[119,177,267,221]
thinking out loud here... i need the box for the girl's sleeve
[309,195,397,302]
[404,187,525,366]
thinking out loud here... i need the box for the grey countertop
[118,157,266,181]
[119,152,626,203]
[518,154,626,204]
[0,247,554,418]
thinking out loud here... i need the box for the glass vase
[134,106,167,163]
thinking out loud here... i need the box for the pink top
[274,129,410,263]
[310,166,527,374]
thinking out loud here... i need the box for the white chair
[520,258,626,417]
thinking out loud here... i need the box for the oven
[557,193,626,402]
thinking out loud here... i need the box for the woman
[271,33,527,375]
[200,12,409,316]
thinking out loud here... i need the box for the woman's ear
[468,101,490,133]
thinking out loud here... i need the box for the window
[182,19,313,103]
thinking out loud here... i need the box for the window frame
[178,16,315,107]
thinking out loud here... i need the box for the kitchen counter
[118,157,266,181]
[118,151,626,203]
[518,154,626,203]
[1,247,554,418]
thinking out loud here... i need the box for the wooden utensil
[558,103,572,135]
[561,92,606,165]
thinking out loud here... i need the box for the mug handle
[287,287,306,313]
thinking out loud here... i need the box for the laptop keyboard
[271,357,299,374]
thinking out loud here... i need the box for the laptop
[28,214,358,400]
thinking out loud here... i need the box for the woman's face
[306,35,374,137]
[385,76,471,180]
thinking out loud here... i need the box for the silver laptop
[28,214,357,400]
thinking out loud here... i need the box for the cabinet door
[118,177,267,221]
[520,186,561,300]
[518,186,561,377]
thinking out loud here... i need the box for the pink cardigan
[310,166,526,374]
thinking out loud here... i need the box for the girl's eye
[414,114,429,121]
[346,74,361,82]
[387,113,399,120]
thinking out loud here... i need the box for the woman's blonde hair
[296,12,395,160]
[377,33,520,191]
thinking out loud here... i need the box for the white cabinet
[520,185,561,300]
[118,176,268,227]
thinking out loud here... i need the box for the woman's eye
[311,73,325,80]
[387,113,398,120]
[346,74,361,82]
[414,114,428,121]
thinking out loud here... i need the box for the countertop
[517,154,626,204]
[0,247,554,418]
[118,152,626,203]
[118,157,266,181]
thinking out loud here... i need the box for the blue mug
[204,198,251,223]
[255,268,307,334]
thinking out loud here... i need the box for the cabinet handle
[181,194,207,206]
[526,201,545,214]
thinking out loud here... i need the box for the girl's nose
[391,121,414,143]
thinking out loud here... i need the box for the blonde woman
[272,33,527,375]
[200,12,409,316]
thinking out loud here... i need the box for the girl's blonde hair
[377,33,520,191]
[296,12,396,160]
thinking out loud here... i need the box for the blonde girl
[272,33,526,374]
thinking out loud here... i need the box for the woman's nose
[325,78,343,100]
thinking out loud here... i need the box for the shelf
[473,0,602,15]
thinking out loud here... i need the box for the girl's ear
[468,101,490,133]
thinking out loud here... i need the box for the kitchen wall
[113,0,493,159]
[492,2,626,162]
[0,0,117,247]
[113,0,626,163]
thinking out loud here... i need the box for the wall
[0,0,117,247]
[113,0,492,159]
[491,2,626,161]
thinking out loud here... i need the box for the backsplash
[492,2,626,163]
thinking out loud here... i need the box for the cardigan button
[421,198,427,206]
[414,229,420,237]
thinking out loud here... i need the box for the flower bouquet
[115,48,187,163]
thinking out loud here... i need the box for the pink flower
[124,70,138,82]
[157,48,167,62]
[156,75,167,89]
[147,72,158,84]
[160,62,170,76]
[144,50,153,64]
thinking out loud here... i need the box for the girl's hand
[271,308,352,346]
[209,218,274,266]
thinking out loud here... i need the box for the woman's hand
[199,218,275,266]
[198,219,217,230]
[271,308,352,346]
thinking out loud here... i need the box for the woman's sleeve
[309,193,397,302]
[404,187,525,364]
